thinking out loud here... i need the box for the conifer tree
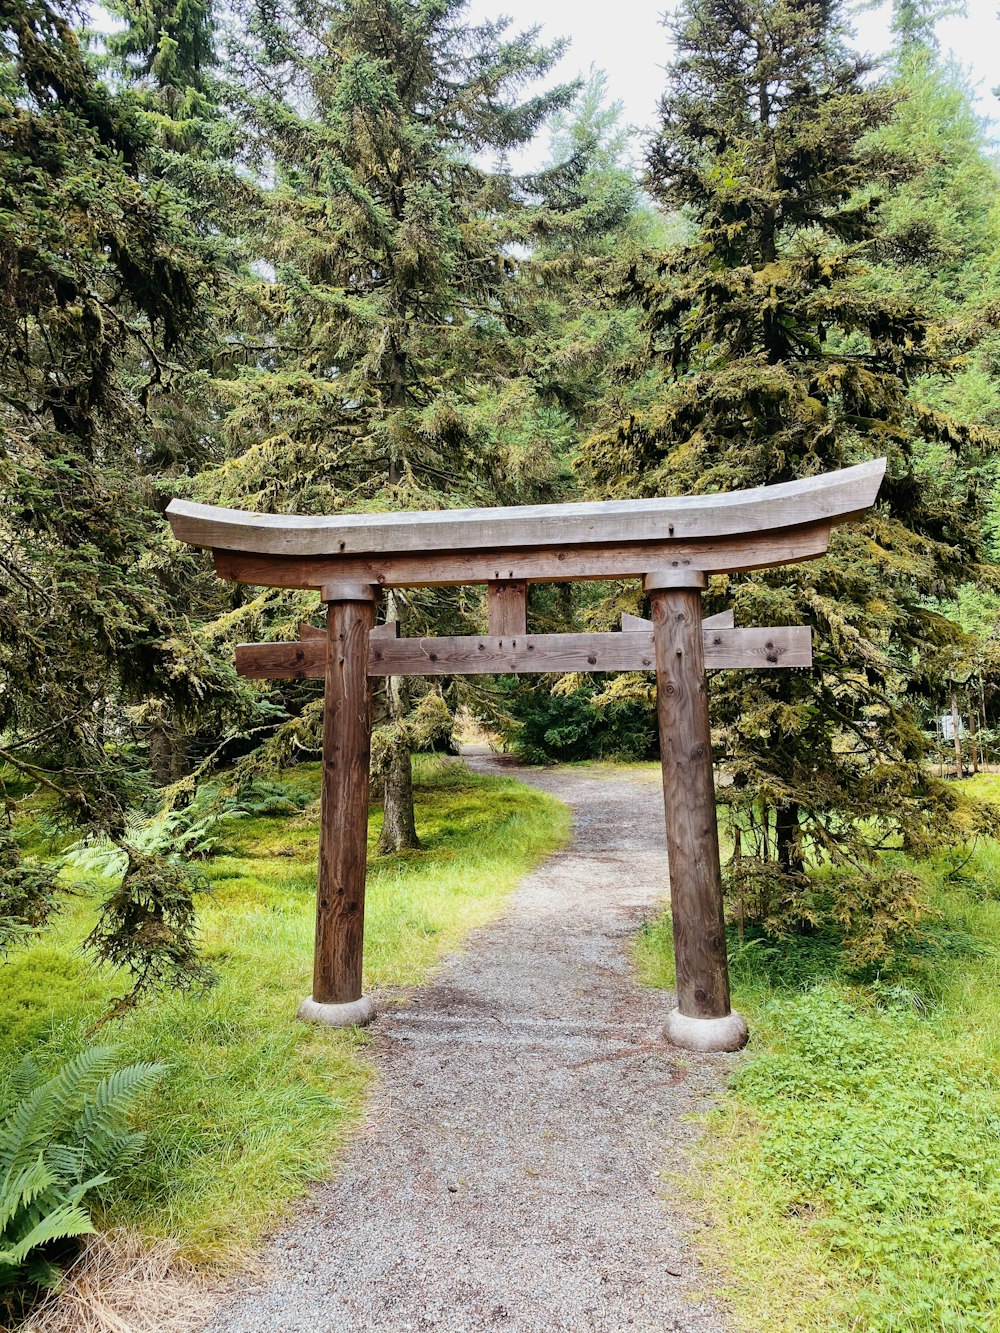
[0,0,224,994]
[98,0,261,787]
[200,0,579,847]
[583,0,999,954]
[872,4,1000,758]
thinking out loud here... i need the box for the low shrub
[498,677,657,763]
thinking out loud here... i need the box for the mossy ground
[638,771,1000,1332]
[0,757,568,1264]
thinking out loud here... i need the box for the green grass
[0,756,568,1264]
[637,774,1000,1332]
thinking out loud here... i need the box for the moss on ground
[0,757,568,1264]
[638,771,1000,1332]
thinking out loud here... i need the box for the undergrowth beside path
[639,771,1000,1332]
[0,757,568,1265]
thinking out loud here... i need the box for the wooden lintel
[168,460,884,559]
[235,626,812,680]
[622,609,735,631]
[214,521,833,591]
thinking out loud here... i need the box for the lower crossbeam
[235,626,812,680]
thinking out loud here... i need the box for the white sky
[463,0,999,167]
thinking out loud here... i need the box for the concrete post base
[664,1007,748,1053]
[298,995,375,1028]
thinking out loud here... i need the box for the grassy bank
[638,772,1000,1332]
[0,757,568,1264]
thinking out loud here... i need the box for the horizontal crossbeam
[213,521,834,589]
[235,626,812,680]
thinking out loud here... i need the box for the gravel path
[204,758,738,1333]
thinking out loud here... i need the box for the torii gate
[167,458,885,1052]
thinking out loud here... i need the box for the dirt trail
[203,758,737,1333]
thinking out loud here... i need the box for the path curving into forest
[203,758,737,1333]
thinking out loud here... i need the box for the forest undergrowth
[0,758,568,1268]
[639,773,1000,1332]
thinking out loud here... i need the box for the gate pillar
[647,570,748,1053]
[298,581,379,1027]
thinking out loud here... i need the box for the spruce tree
[0,0,224,996]
[583,0,999,955]
[98,0,262,787]
[871,5,1000,761]
[198,0,579,848]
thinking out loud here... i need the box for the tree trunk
[148,702,188,788]
[149,715,171,789]
[378,728,419,854]
[377,592,420,853]
[951,691,963,778]
[775,802,804,876]
[969,704,979,774]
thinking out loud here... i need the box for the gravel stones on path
[203,759,738,1333]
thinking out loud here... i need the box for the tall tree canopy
[191,0,586,846]
[0,0,227,994]
[583,0,999,953]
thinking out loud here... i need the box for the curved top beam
[166,459,885,560]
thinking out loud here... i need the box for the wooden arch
[168,459,885,1052]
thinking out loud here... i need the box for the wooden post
[298,581,378,1027]
[487,580,527,636]
[646,569,747,1053]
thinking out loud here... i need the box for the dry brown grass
[17,1231,212,1333]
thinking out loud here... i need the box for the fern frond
[0,1201,95,1269]
[0,1085,50,1178]
[44,1144,85,1181]
[0,1157,55,1233]
[0,1048,116,1177]
[9,1058,41,1100]
[0,1050,163,1291]
[72,1063,165,1178]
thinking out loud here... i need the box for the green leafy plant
[0,829,63,955]
[64,806,227,879]
[85,853,213,1022]
[221,779,311,819]
[0,1049,164,1301]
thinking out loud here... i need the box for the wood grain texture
[235,626,811,679]
[622,609,735,631]
[312,598,375,1005]
[487,581,527,636]
[167,459,885,557]
[651,586,733,1021]
[702,608,735,630]
[300,619,398,641]
[213,520,834,590]
[645,569,707,591]
[701,625,811,667]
